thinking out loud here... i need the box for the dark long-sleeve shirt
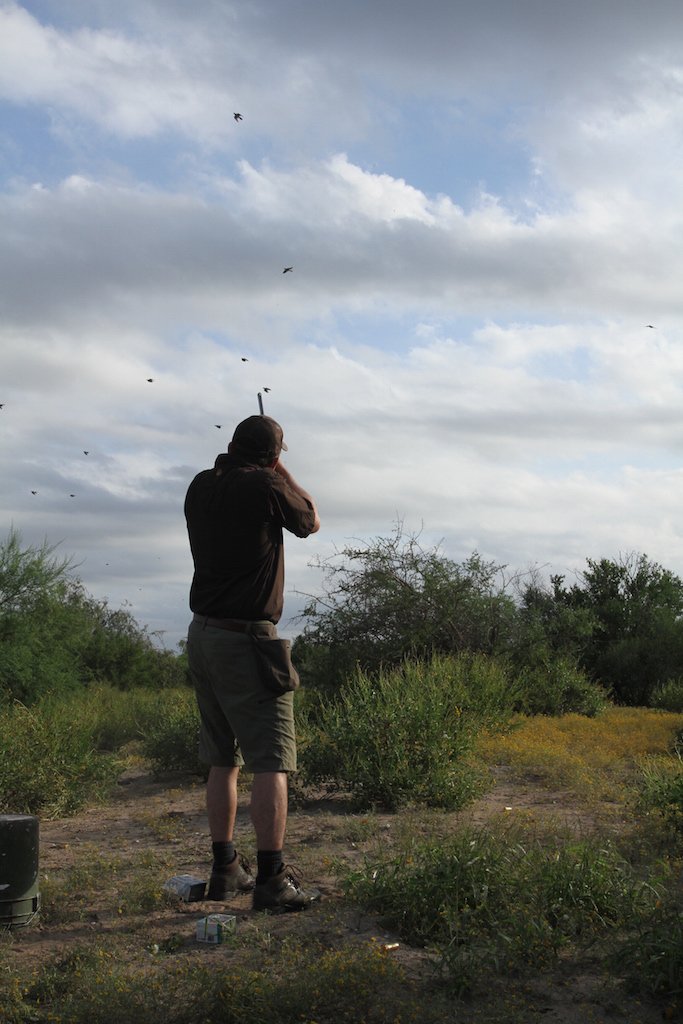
[184,453,316,623]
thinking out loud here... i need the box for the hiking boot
[207,855,255,899]
[252,865,319,913]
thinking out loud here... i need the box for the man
[184,414,320,912]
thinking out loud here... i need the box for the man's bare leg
[250,771,313,910]
[206,765,239,842]
[250,770,288,851]
[205,766,254,896]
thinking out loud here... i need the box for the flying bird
[263,387,271,393]
[241,357,249,362]
[645,324,656,329]
[83,450,89,455]
[147,378,154,382]
[69,494,75,498]
[31,490,37,495]
[0,404,4,409]
[282,267,293,274]
[215,424,222,429]
[234,112,243,121]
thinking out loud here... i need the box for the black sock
[212,841,236,870]
[256,850,283,882]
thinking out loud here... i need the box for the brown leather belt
[193,613,251,633]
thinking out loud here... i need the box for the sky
[2,0,683,650]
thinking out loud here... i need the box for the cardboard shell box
[162,874,207,901]
[196,913,237,944]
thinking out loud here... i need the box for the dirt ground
[6,766,676,1024]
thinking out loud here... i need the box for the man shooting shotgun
[184,415,320,911]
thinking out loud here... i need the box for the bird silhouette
[234,112,243,121]
[645,324,656,329]
[263,387,271,393]
[0,404,4,409]
[241,357,249,362]
[283,267,293,274]
[31,490,37,495]
[147,378,154,382]
[69,494,75,498]
[215,425,222,429]
[83,450,89,455]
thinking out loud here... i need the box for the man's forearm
[274,463,321,533]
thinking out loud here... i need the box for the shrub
[612,902,683,999]
[0,529,186,705]
[0,699,120,817]
[141,689,204,776]
[299,653,515,810]
[294,524,517,690]
[513,657,609,717]
[635,750,683,834]
[650,678,683,713]
[341,826,659,995]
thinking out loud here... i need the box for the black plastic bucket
[0,814,40,928]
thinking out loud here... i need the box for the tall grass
[299,653,515,810]
[0,685,198,816]
[636,747,683,834]
[139,688,203,776]
[341,823,663,995]
[0,698,120,817]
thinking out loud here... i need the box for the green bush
[341,826,660,995]
[513,657,609,717]
[294,525,517,690]
[636,750,683,834]
[299,653,515,810]
[612,902,683,1000]
[67,684,163,752]
[0,699,120,817]
[650,678,683,712]
[0,529,186,706]
[141,689,204,776]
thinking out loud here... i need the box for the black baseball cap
[231,415,287,461]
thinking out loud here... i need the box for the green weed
[299,653,512,810]
[651,677,683,713]
[141,689,204,777]
[340,824,660,995]
[636,750,683,834]
[513,656,609,717]
[0,700,120,817]
[611,901,683,999]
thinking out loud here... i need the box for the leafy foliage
[342,825,660,995]
[518,554,683,705]
[512,656,608,717]
[0,529,185,705]
[295,527,683,708]
[298,653,514,810]
[294,523,516,689]
[140,689,204,777]
[0,697,120,816]
[636,747,683,834]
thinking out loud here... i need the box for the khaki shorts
[187,619,297,773]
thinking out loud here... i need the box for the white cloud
[3,0,683,648]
